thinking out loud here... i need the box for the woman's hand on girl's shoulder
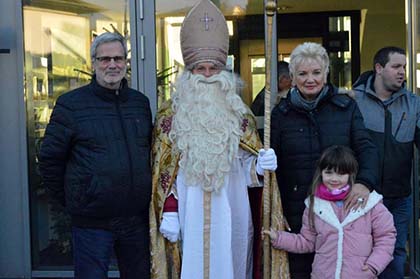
[344,183,370,211]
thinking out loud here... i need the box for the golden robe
[149,100,289,279]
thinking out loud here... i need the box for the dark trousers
[72,224,150,279]
[379,195,412,279]
[288,252,314,279]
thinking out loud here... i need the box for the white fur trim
[304,191,383,279]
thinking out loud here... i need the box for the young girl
[263,145,396,279]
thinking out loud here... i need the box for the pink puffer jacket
[272,191,396,279]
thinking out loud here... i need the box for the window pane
[23,0,131,270]
[251,58,265,100]
[328,16,352,89]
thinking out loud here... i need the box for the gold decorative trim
[203,191,212,279]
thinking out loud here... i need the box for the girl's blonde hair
[308,145,359,227]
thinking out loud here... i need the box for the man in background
[251,61,292,139]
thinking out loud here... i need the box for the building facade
[1,0,420,277]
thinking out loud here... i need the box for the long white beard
[169,70,248,192]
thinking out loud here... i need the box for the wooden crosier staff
[263,1,276,279]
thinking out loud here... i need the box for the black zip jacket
[39,77,152,227]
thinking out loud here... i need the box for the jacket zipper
[394,111,406,138]
[115,89,134,187]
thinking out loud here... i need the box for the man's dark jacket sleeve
[39,97,75,206]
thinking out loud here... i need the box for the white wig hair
[289,42,330,79]
[169,70,248,192]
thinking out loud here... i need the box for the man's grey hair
[90,32,127,63]
[289,42,329,79]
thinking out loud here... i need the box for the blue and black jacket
[353,71,420,198]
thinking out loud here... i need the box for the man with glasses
[39,32,152,279]
[149,1,288,278]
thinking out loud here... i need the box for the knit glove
[159,212,180,243]
[256,148,278,175]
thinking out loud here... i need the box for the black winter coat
[271,85,378,232]
[39,78,153,226]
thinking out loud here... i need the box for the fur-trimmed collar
[304,191,383,279]
[304,191,383,229]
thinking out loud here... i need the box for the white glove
[256,148,278,175]
[159,212,180,243]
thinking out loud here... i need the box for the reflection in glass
[328,16,352,89]
[156,16,183,106]
[23,0,130,270]
[251,58,265,100]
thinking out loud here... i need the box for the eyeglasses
[95,56,126,64]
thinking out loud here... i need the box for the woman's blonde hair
[289,42,330,81]
[307,145,359,227]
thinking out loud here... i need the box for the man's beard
[169,70,248,192]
